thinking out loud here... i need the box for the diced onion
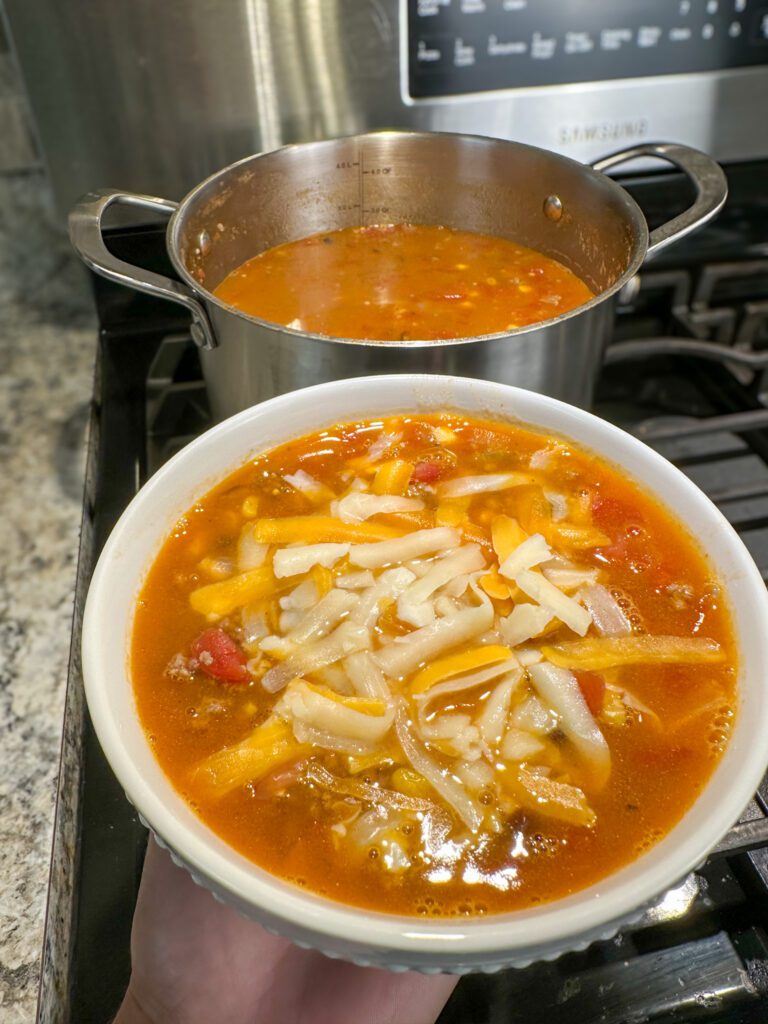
[578,585,633,637]
[544,490,569,522]
[283,469,331,501]
[367,430,402,462]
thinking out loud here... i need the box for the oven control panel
[408,0,768,98]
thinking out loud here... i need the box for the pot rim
[164,129,649,349]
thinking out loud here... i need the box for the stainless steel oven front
[4,0,768,218]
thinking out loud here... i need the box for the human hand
[114,837,457,1024]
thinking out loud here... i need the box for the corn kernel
[242,495,260,517]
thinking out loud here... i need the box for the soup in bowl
[81,375,768,972]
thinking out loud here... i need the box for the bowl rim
[81,374,768,963]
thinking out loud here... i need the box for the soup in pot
[212,224,594,340]
[132,414,736,917]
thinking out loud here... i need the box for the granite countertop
[0,170,96,1022]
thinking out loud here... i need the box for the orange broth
[132,415,737,917]
[212,224,594,339]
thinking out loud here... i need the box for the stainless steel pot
[69,131,727,420]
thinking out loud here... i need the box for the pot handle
[590,143,728,261]
[68,189,217,350]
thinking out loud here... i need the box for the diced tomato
[190,628,247,683]
[411,460,443,483]
[576,671,605,717]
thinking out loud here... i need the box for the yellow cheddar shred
[196,557,233,581]
[542,636,725,670]
[251,516,402,544]
[506,486,553,541]
[480,571,511,601]
[372,459,414,496]
[190,565,285,618]
[552,522,612,549]
[410,644,512,695]
[458,520,494,552]
[491,514,529,562]
[194,719,309,795]
[298,680,388,716]
[311,563,334,596]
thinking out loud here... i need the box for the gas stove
[38,160,768,1023]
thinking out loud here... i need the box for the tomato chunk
[191,628,247,683]
[576,670,605,717]
[412,460,443,484]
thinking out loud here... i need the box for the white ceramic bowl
[82,375,768,973]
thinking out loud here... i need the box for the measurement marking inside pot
[359,147,365,226]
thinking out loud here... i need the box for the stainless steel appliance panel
[4,0,767,218]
